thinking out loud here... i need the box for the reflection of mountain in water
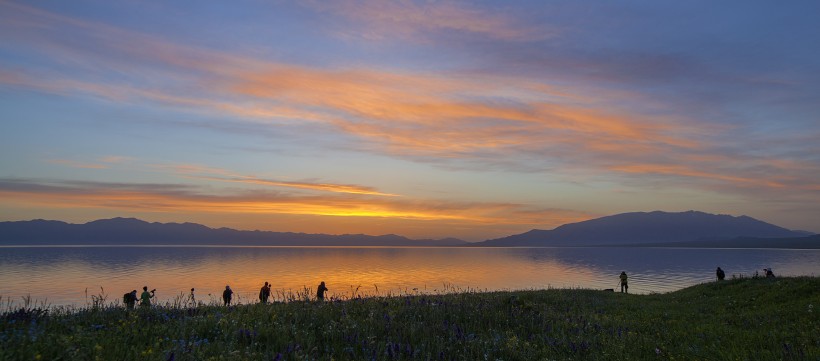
[478,211,814,247]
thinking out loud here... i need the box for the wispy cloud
[610,164,786,189]
[195,176,400,197]
[46,159,107,169]
[98,156,132,164]
[44,156,133,170]
[148,162,399,196]
[2,1,818,204]
[0,3,703,163]
[40,157,402,197]
[304,0,553,42]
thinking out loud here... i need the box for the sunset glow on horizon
[1,1,819,241]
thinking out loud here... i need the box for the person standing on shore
[716,267,726,281]
[124,290,138,309]
[223,285,233,306]
[140,286,154,308]
[619,272,629,293]
[259,282,271,304]
[316,281,328,301]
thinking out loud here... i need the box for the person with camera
[140,286,156,308]
[619,272,628,293]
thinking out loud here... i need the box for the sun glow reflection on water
[0,246,817,308]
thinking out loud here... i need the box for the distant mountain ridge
[0,211,815,248]
[477,211,811,247]
[0,218,467,246]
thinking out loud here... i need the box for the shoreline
[2,276,817,360]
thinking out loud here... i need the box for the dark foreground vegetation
[2,277,818,360]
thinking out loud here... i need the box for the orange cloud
[0,2,701,159]
[226,65,705,162]
[3,1,817,200]
[145,162,399,197]
[195,176,400,197]
[0,179,592,230]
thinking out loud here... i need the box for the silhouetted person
[259,282,271,304]
[765,268,775,278]
[223,285,233,306]
[317,281,328,301]
[140,286,155,308]
[189,288,196,306]
[716,267,725,281]
[619,272,628,293]
[123,290,138,309]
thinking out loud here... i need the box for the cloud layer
[1,1,818,237]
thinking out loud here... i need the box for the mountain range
[476,210,813,247]
[0,211,816,248]
[0,217,466,246]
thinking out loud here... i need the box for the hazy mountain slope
[478,211,805,247]
[0,218,466,246]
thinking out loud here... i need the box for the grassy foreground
[2,277,818,360]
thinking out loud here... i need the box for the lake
[1,246,818,308]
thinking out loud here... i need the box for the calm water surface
[1,246,818,308]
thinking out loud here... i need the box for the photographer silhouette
[140,286,155,307]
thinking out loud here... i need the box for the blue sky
[1,0,818,240]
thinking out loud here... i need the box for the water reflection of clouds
[0,247,818,307]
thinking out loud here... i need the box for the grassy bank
[2,277,817,360]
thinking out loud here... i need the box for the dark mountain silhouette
[1,211,814,248]
[0,218,467,246]
[476,211,811,247]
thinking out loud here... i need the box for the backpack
[123,293,130,304]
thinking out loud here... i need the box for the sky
[1,0,818,241]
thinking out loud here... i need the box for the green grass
[2,277,818,360]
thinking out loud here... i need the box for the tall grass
[1,277,817,360]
